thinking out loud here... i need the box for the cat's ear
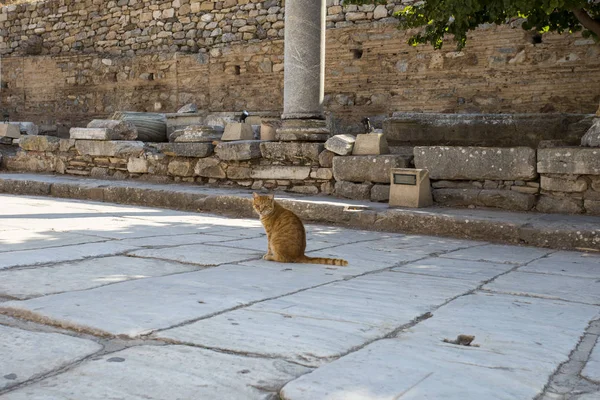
[252,192,259,199]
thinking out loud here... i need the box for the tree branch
[572,8,600,38]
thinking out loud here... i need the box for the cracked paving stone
[441,244,552,264]
[0,230,106,253]
[520,251,600,279]
[157,270,485,366]
[366,235,484,253]
[484,271,600,305]
[392,257,513,282]
[0,242,141,270]
[582,335,600,383]
[0,264,348,337]
[280,292,599,400]
[0,256,201,299]
[0,325,102,391]
[1,345,311,400]
[128,243,263,265]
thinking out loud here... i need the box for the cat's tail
[301,256,348,267]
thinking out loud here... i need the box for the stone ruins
[0,0,599,216]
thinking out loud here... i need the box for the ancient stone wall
[0,1,599,131]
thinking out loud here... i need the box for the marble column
[277,0,329,142]
[282,0,325,120]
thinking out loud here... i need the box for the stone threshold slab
[0,173,599,251]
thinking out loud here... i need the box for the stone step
[0,173,598,251]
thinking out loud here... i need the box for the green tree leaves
[344,0,600,49]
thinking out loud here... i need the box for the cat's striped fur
[252,193,348,266]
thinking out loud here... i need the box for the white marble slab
[158,271,478,366]
[393,257,513,282]
[582,336,600,383]
[520,251,600,278]
[2,345,310,400]
[0,264,340,337]
[484,271,600,305]
[0,230,105,253]
[442,244,552,264]
[0,256,201,299]
[129,243,263,265]
[0,242,140,270]
[0,325,102,390]
[281,292,600,400]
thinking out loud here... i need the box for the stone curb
[0,173,599,252]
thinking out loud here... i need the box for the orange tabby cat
[252,193,348,266]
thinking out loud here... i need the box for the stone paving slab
[206,236,337,253]
[1,345,310,400]
[158,271,481,366]
[0,325,102,391]
[485,271,600,305]
[0,256,201,299]
[520,251,600,278]
[365,235,484,253]
[0,242,140,270]
[583,337,600,383]
[281,293,600,400]
[392,257,514,282]
[117,232,243,248]
[0,230,105,253]
[129,243,263,266]
[442,243,553,264]
[0,264,349,337]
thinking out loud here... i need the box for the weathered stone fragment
[324,134,355,156]
[335,181,372,200]
[541,176,587,192]
[352,133,389,155]
[581,118,600,147]
[194,158,226,178]
[215,141,262,161]
[415,147,537,180]
[371,184,390,202]
[59,139,76,152]
[221,123,254,141]
[318,150,335,168]
[478,189,535,211]
[168,159,196,177]
[432,188,479,207]
[537,148,600,175]
[127,158,149,174]
[536,195,583,214]
[75,141,145,157]
[8,122,38,135]
[260,142,323,164]
[85,120,138,140]
[310,168,333,180]
[19,135,60,152]
[251,166,311,180]
[0,124,21,139]
[0,137,12,145]
[227,166,252,180]
[177,103,198,113]
[276,119,329,142]
[170,125,223,143]
[332,155,412,184]
[151,143,213,158]
[584,200,600,215]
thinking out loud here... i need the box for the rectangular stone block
[335,181,372,200]
[75,140,145,157]
[250,166,311,180]
[0,124,21,139]
[19,136,61,152]
[324,134,355,156]
[414,146,537,180]
[332,155,412,184]
[221,123,254,141]
[215,140,262,161]
[432,188,535,211]
[538,148,600,175]
[540,176,588,192]
[260,142,324,164]
[352,133,389,155]
[70,128,111,140]
[151,143,214,158]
